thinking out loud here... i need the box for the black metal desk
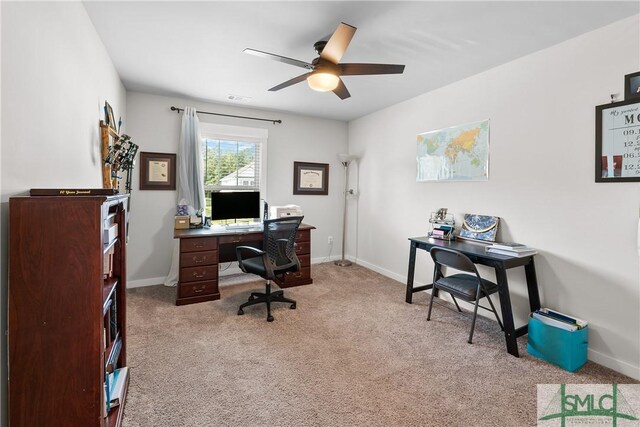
[406,236,541,357]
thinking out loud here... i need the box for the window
[199,123,268,220]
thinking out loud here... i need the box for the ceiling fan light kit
[245,22,405,100]
[307,72,340,92]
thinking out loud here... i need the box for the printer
[269,204,303,219]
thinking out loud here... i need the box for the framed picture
[624,71,640,100]
[458,214,499,242]
[596,99,640,182]
[139,152,176,190]
[293,161,329,195]
[104,101,116,132]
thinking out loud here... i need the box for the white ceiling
[83,1,639,122]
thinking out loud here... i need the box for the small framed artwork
[293,161,329,195]
[104,101,117,132]
[595,99,640,182]
[139,152,176,190]
[458,213,499,242]
[624,71,640,100]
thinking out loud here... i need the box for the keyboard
[226,223,262,231]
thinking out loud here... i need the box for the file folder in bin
[527,316,588,372]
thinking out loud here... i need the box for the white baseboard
[127,276,166,289]
[588,348,640,380]
[127,256,340,289]
[312,255,342,264]
[354,258,414,285]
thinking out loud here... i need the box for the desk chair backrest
[430,247,478,276]
[264,216,304,273]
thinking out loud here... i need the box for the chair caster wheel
[238,309,244,315]
[248,296,255,301]
[290,303,296,310]
[267,315,274,322]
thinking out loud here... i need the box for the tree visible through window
[202,138,261,218]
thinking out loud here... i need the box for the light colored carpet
[122,263,635,427]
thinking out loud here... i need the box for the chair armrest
[236,245,268,275]
[235,245,265,261]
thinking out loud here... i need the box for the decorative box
[175,215,189,230]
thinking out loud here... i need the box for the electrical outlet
[328,236,334,244]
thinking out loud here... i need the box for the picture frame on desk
[293,161,329,195]
[139,152,176,190]
[595,98,640,182]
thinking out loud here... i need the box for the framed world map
[417,119,490,182]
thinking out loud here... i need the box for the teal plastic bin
[527,316,588,372]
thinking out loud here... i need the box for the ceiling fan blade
[243,48,314,70]
[332,78,351,100]
[268,73,311,92]
[320,22,357,64]
[339,63,405,75]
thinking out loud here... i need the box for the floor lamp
[336,154,358,267]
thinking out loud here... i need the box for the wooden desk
[174,224,315,306]
[406,237,541,357]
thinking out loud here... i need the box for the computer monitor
[210,191,260,221]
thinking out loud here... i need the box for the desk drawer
[297,254,310,268]
[295,230,310,243]
[180,250,217,268]
[178,280,218,298]
[280,266,311,284]
[295,241,310,255]
[218,233,263,245]
[181,237,218,253]
[180,265,218,283]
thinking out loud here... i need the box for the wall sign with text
[596,99,640,182]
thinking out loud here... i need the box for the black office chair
[236,216,303,322]
[428,247,504,343]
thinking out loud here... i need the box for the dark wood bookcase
[9,194,130,426]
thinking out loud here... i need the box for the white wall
[125,92,348,286]
[348,15,640,379]
[0,2,126,425]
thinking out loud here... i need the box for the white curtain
[164,106,206,286]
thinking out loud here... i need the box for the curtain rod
[170,106,282,125]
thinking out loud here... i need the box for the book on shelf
[107,367,129,410]
[106,337,122,374]
[487,248,538,257]
[30,188,119,196]
[109,296,118,339]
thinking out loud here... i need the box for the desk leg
[525,257,541,312]
[495,266,519,357]
[406,242,417,304]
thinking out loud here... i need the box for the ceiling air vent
[227,94,251,102]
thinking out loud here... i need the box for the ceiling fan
[244,22,405,100]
